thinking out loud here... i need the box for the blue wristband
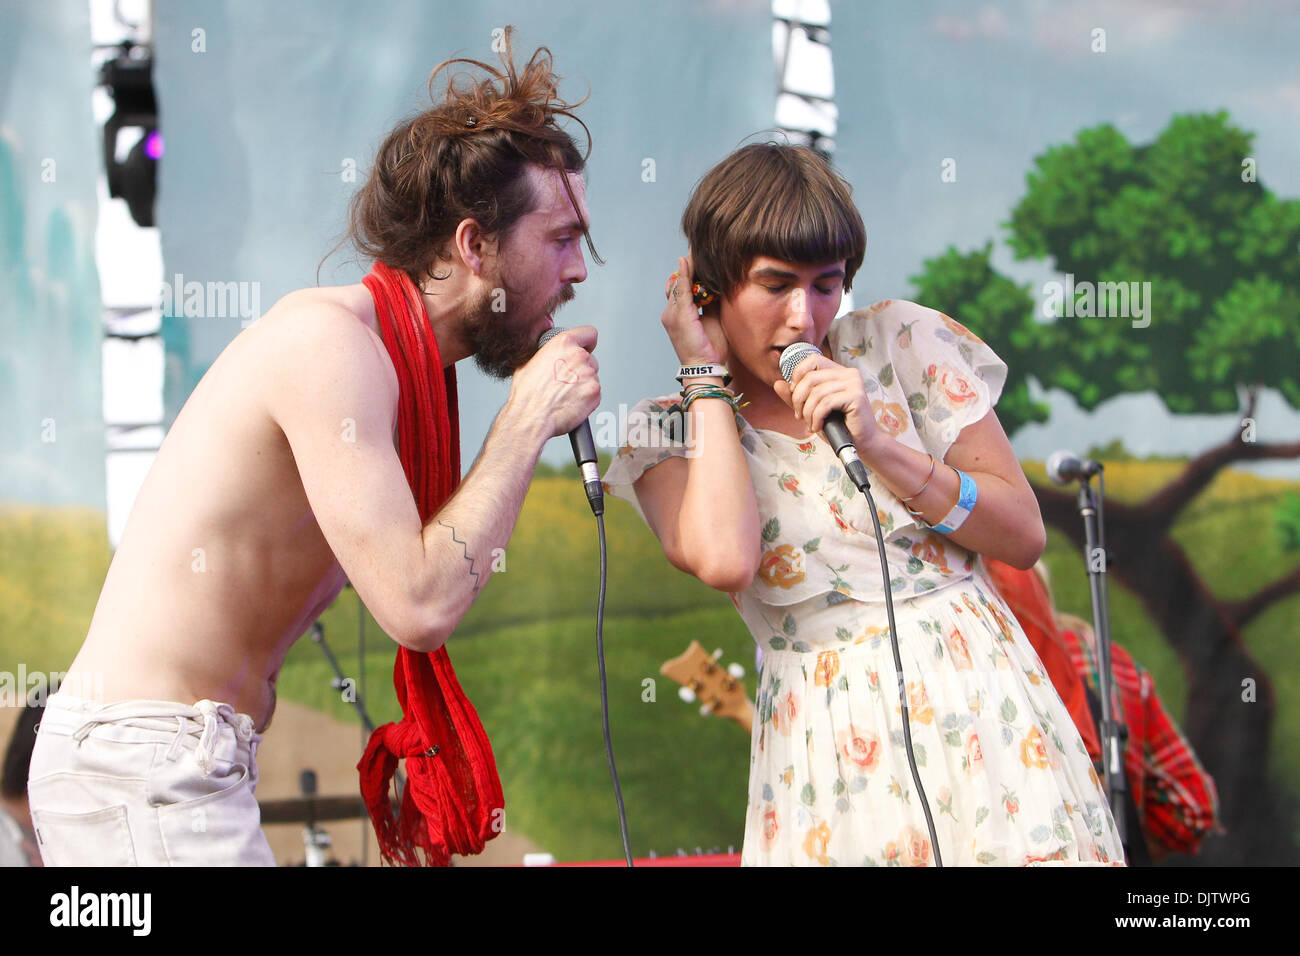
[932,469,978,534]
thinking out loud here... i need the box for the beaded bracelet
[680,382,729,400]
[680,384,744,414]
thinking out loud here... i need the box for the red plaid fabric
[1060,625,1222,858]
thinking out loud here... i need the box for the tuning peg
[712,648,724,660]
[699,702,714,718]
[678,686,697,704]
[727,663,745,679]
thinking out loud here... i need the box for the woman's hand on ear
[662,255,728,367]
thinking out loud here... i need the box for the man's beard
[460,275,575,380]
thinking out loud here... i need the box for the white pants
[27,693,276,866]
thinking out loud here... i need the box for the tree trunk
[1034,487,1295,865]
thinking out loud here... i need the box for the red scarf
[355,261,505,866]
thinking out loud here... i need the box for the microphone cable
[541,324,632,864]
[850,472,944,867]
[779,343,941,866]
[593,508,633,865]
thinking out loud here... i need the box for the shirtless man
[27,37,599,865]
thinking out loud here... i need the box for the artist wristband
[930,468,978,534]
[676,363,731,385]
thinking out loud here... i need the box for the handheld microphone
[779,343,871,493]
[538,327,603,516]
[1046,450,1102,486]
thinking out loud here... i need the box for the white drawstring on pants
[70,699,255,777]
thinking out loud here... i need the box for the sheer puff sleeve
[831,298,1008,464]
[599,395,690,525]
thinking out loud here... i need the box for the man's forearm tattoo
[438,520,482,593]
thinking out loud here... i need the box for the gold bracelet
[900,453,936,502]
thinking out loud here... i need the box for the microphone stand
[310,620,406,797]
[298,769,332,867]
[1074,469,1131,856]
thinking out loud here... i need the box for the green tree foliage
[1085,438,1136,462]
[909,111,1300,864]
[915,112,1300,432]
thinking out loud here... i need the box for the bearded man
[28,29,598,866]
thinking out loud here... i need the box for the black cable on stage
[359,594,368,868]
[538,326,631,864]
[857,478,944,867]
[593,511,633,866]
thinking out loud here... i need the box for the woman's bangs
[752,188,860,269]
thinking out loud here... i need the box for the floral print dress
[602,299,1125,866]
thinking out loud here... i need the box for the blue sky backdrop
[0,1,104,506]
[4,0,1297,511]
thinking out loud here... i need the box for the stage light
[119,133,157,229]
[99,43,159,228]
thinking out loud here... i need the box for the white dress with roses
[603,299,1125,866]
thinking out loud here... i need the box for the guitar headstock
[660,641,753,733]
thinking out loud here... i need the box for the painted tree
[911,112,1300,865]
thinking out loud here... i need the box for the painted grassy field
[2,459,1297,860]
